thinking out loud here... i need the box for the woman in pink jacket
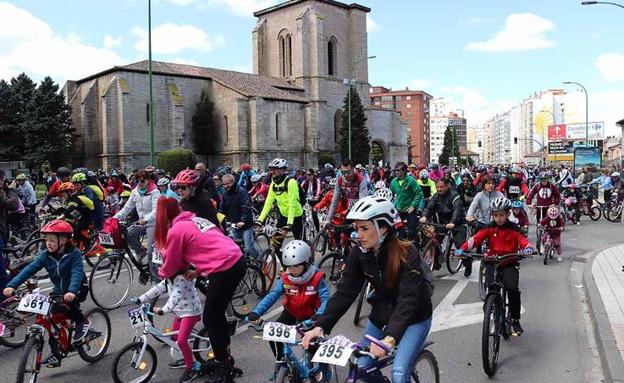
[155,192,245,383]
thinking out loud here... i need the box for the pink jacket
[158,211,242,279]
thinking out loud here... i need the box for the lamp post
[147,0,155,165]
[346,55,376,161]
[581,1,624,9]
[563,81,589,147]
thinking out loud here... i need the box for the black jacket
[0,188,20,240]
[457,182,476,208]
[315,243,432,342]
[422,189,464,225]
[219,185,253,229]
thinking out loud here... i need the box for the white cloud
[163,0,279,16]
[132,23,225,54]
[103,35,122,48]
[171,57,200,66]
[440,85,513,125]
[367,15,380,33]
[591,91,624,136]
[595,53,624,82]
[466,13,556,52]
[0,2,124,82]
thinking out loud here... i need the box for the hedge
[158,149,196,176]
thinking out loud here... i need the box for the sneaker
[73,320,91,342]
[180,368,199,383]
[169,359,186,369]
[557,256,563,262]
[43,354,61,368]
[510,319,524,336]
[576,222,580,226]
[463,262,472,278]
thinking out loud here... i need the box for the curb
[582,245,624,383]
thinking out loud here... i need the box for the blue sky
[1,0,622,133]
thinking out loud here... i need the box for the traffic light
[478,141,482,148]
[514,137,518,144]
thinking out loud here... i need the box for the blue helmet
[511,200,523,209]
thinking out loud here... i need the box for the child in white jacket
[136,273,202,382]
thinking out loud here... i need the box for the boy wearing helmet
[496,166,528,201]
[248,173,269,210]
[4,220,90,358]
[416,170,437,200]
[37,166,72,212]
[510,200,529,236]
[389,162,424,242]
[538,206,565,261]
[58,182,96,247]
[247,240,330,363]
[457,197,534,336]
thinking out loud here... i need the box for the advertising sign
[574,146,602,175]
[547,125,567,141]
[548,141,573,155]
[566,122,604,140]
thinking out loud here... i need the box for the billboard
[547,122,604,141]
[574,146,602,175]
[548,141,573,154]
[547,125,566,140]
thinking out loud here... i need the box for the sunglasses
[174,185,189,191]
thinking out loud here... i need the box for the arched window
[278,29,292,77]
[327,37,337,76]
[275,113,281,141]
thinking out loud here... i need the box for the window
[406,104,412,109]
[224,115,229,143]
[278,30,292,77]
[406,96,411,100]
[395,96,401,102]
[275,113,281,140]
[327,38,337,76]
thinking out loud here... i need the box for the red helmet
[58,182,75,193]
[172,169,200,186]
[41,220,74,236]
[241,163,251,172]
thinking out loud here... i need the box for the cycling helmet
[56,167,71,178]
[58,182,75,193]
[510,166,521,174]
[490,196,512,212]
[282,240,312,266]
[172,169,199,186]
[71,173,87,183]
[374,180,386,190]
[347,196,397,228]
[157,178,170,187]
[268,158,288,169]
[15,174,27,181]
[250,174,262,183]
[375,188,394,200]
[547,206,560,219]
[122,183,132,191]
[612,172,621,178]
[511,200,523,209]
[329,177,337,187]
[324,163,333,170]
[539,171,550,179]
[120,190,131,198]
[110,170,119,177]
[40,220,74,236]
[241,163,252,172]
[144,165,156,173]
[419,170,429,180]
[86,170,96,178]
[156,169,165,175]
[477,165,487,173]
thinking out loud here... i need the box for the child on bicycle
[510,200,529,236]
[538,206,565,262]
[246,240,330,370]
[3,220,90,367]
[456,197,534,336]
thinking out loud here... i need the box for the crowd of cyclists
[0,156,622,383]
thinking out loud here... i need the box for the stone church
[63,0,407,171]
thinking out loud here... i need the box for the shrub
[318,152,336,168]
[158,149,196,176]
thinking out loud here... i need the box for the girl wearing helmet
[247,240,330,362]
[510,200,529,235]
[538,206,565,261]
[302,196,433,383]
[4,220,91,348]
[248,173,269,210]
[171,169,220,230]
[457,196,534,336]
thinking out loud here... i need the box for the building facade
[428,98,466,164]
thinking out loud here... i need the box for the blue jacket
[163,187,180,201]
[251,277,330,318]
[83,186,104,229]
[219,185,254,228]
[8,247,86,295]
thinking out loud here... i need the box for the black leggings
[269,310,297,360]
[202,256,246,361]
[485,263,521,319]
[273,215,304,262]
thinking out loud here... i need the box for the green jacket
[390,176,425,212]
[259,177,303,225]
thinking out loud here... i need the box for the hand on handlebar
[3,287,15,297]
[301,327,324,349]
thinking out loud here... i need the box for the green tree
[439,126,460,166]
[158,148,196,176]
[21,77,73,168]
[0,74,36,161]
[340,86,370,165]
[191,88,219,156]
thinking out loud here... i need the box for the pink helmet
[547,206,560,219]
[172,169,199,186]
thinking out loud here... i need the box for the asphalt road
[0,216,617,383]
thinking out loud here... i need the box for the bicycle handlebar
[460,252,534,263]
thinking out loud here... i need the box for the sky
[1,0,623,135]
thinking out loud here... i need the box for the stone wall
[367,108,408,166]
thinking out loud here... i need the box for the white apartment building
[429,98,466,163]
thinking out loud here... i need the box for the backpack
[272,177,307,205]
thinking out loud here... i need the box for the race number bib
[152,249,163,265]
[192,217,215,233]
[18,293,51,315]
[127,308,146,328]
[98,232,115,246]
[311,335,355,366]
[262,322,297,344]
[508,186,520,195]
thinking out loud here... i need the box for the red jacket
[527,182,561,207]
[107,178,124,195]
[539,215,564,238]
[462,220,532,266]
[315,190,347,225]
[282,271,324,321]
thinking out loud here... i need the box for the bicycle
[539,226,563,266]
[420,222,462,274]
[251,319,338,383]
[309,334,439,382]
[229,256,266,319]
[461,252,532,377]
[466,221,489,301]
[14,290,111,383]
[531,205,549,256]
[0,278,38,348]
[316,231,358,291]
[310,223,353,263]
[111,302,214,383]
[252,223,280,292]
[303,201,320,244]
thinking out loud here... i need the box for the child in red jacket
[538,206,565,262]
[456,197,534,336]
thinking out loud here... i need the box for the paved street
[0,217,618,383]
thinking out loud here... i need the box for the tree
[439,126,460,166]
[191,88,219,156]
[158,148,196,176]
[340,86,370,165]
[0,74,36,161]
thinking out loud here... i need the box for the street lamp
[563,81,589,147]
[346,55,376,161]
[147,0,155,165]
[581,1,624,8]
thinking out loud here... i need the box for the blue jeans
[358,318,432,383]
[231,227,259,259]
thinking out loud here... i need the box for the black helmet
[56,167,71,178]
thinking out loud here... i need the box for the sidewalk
[585,244,624,382]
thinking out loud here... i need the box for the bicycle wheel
[589,206,601,221]
[231,263,266,319]
[310,231,329,262]
[535,228,542,256]
[412,348,440,383]
[445,239,462,275]
[260,248,278,292]
[482,294,502,377]
[77,307,111,363]
[111,341,157,383]
[192,327,213,363]
[20,239,48,280]
[353,283,367,326]
[317,251,344,289]
[275,365,299,383]
[0,301,35,348]
[421,242,437,272]
[254,232,270,254]
[15,334,43,383]
[89,253,133,310]
[543,243,550,266]
[478,263,487,301]
[606,203,622,223]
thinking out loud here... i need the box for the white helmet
[612,172,620,178]
[268,158,288,169]
[329,177,337,186]
[282,240,311,266]
[490,196,512,212]
[510,165,521,174]
[374,180,386,190]
[375,188,393,201]
[419,170,429,180]
[347,196,397,227]
[157,178,170,187]
[250,174,262,183]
